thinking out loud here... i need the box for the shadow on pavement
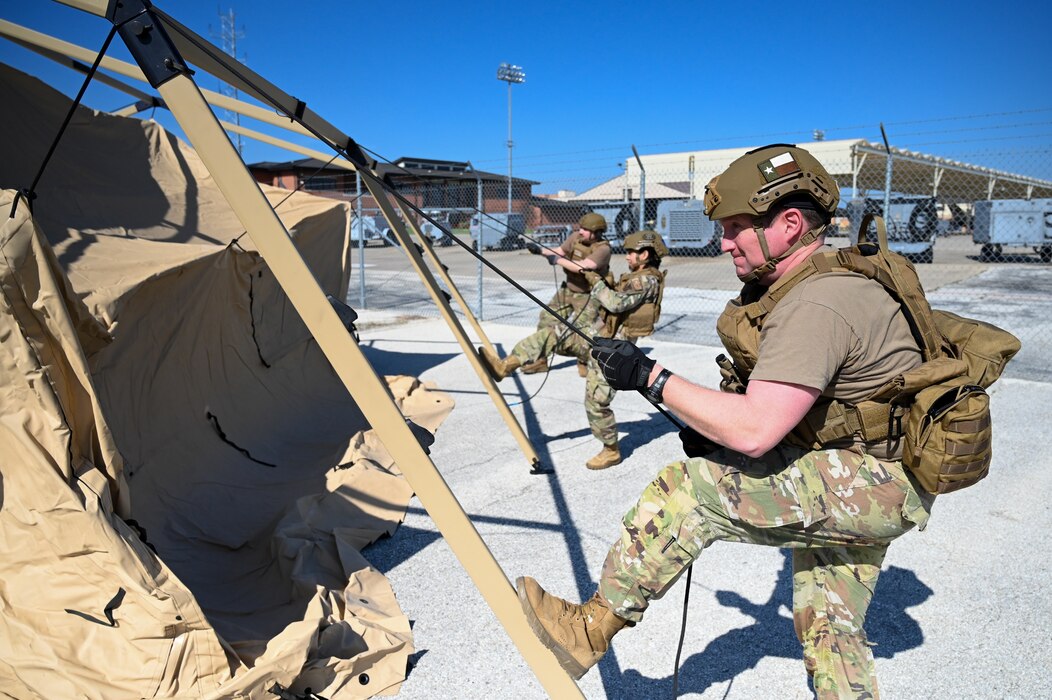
[360,342,459,377]
[617,549,932,697]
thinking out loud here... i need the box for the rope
[56,15,684,433]
[374,180,596,345]
[356,144,594,262]
[233,150,344,245]
[671,564,693,697]
[505,265,564,407]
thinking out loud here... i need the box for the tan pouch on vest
[903,376,991,494]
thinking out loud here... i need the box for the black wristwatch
[644,368,673,405]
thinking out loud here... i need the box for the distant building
[574,139,1052,208]
[249,157,540,228]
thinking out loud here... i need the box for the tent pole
[155,70,579,698]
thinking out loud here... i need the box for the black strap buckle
[887,404,907,441]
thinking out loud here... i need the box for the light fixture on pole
[497,62,525,217]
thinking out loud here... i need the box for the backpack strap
[854,214,945,359]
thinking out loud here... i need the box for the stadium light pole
[497,63,525,218]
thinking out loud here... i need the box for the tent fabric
[0,63,453,699]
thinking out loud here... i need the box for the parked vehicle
[469,212,526,251]
[845,197,941,263]
[654,198,722,256]
[973,198,1052,262]
[351,215,397,247]
[419,210,453,247]
[530,223,573,246]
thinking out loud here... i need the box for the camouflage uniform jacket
[588,267,665,340]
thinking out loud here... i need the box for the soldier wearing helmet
[577,229,668,468]
[704,143,838,283]
[479,230,667,469]
[515,145,933,699]
[517,212,612,376]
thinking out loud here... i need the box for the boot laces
[556,595,598,627]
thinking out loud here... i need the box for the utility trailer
[468,212,526,250]
[973,198,1052,262]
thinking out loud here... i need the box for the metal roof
[572,139,1052,203]
[247,157,538,186]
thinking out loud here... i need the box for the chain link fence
[334,143,1051,383]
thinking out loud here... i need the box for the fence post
[356,170,365,308]
[476,173,484,320]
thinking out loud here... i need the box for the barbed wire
[470,108,1052,168]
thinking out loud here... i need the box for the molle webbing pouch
[787,358,973,451]
[903,377,992,494]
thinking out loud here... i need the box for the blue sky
[2,1,1051,191]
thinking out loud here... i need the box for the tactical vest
[564,235,611,293]
[604,267,666,339]
[716,251,911,451]
[716,215,1019,493]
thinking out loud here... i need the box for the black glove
[526,242,541,255]
[591,338,655,391]
[679,426,718,458]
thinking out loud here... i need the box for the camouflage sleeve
[591,274,658,313]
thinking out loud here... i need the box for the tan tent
[0,62,453,698]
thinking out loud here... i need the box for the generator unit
[654,199,722,256]
[973,198,1052,262]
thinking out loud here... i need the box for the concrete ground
[355,310,1051,699]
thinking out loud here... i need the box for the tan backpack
[846,215,1020,493]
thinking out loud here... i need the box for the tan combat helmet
[623,230,668,259]
[578,212,607,234]
[703,144,840,283]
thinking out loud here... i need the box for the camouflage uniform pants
[598,445,934,700]
[584,356,617,446]
[537,287,590,338]
[510,325,591,367]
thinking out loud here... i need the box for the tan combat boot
[477,347,521,381]
[586,443,621,470]
[516,576,629,680]
[577,360,588,377]
[520,356,548,374]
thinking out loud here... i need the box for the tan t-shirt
[559,233,612,293]
[750,271,922,404]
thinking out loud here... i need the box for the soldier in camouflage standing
[579,230,667,469]
[515,144,937,699]
[479,231,667,470]
[522,212,612,375]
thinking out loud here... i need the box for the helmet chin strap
[737,222,828,284]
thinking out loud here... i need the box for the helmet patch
[757,151,801,183]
